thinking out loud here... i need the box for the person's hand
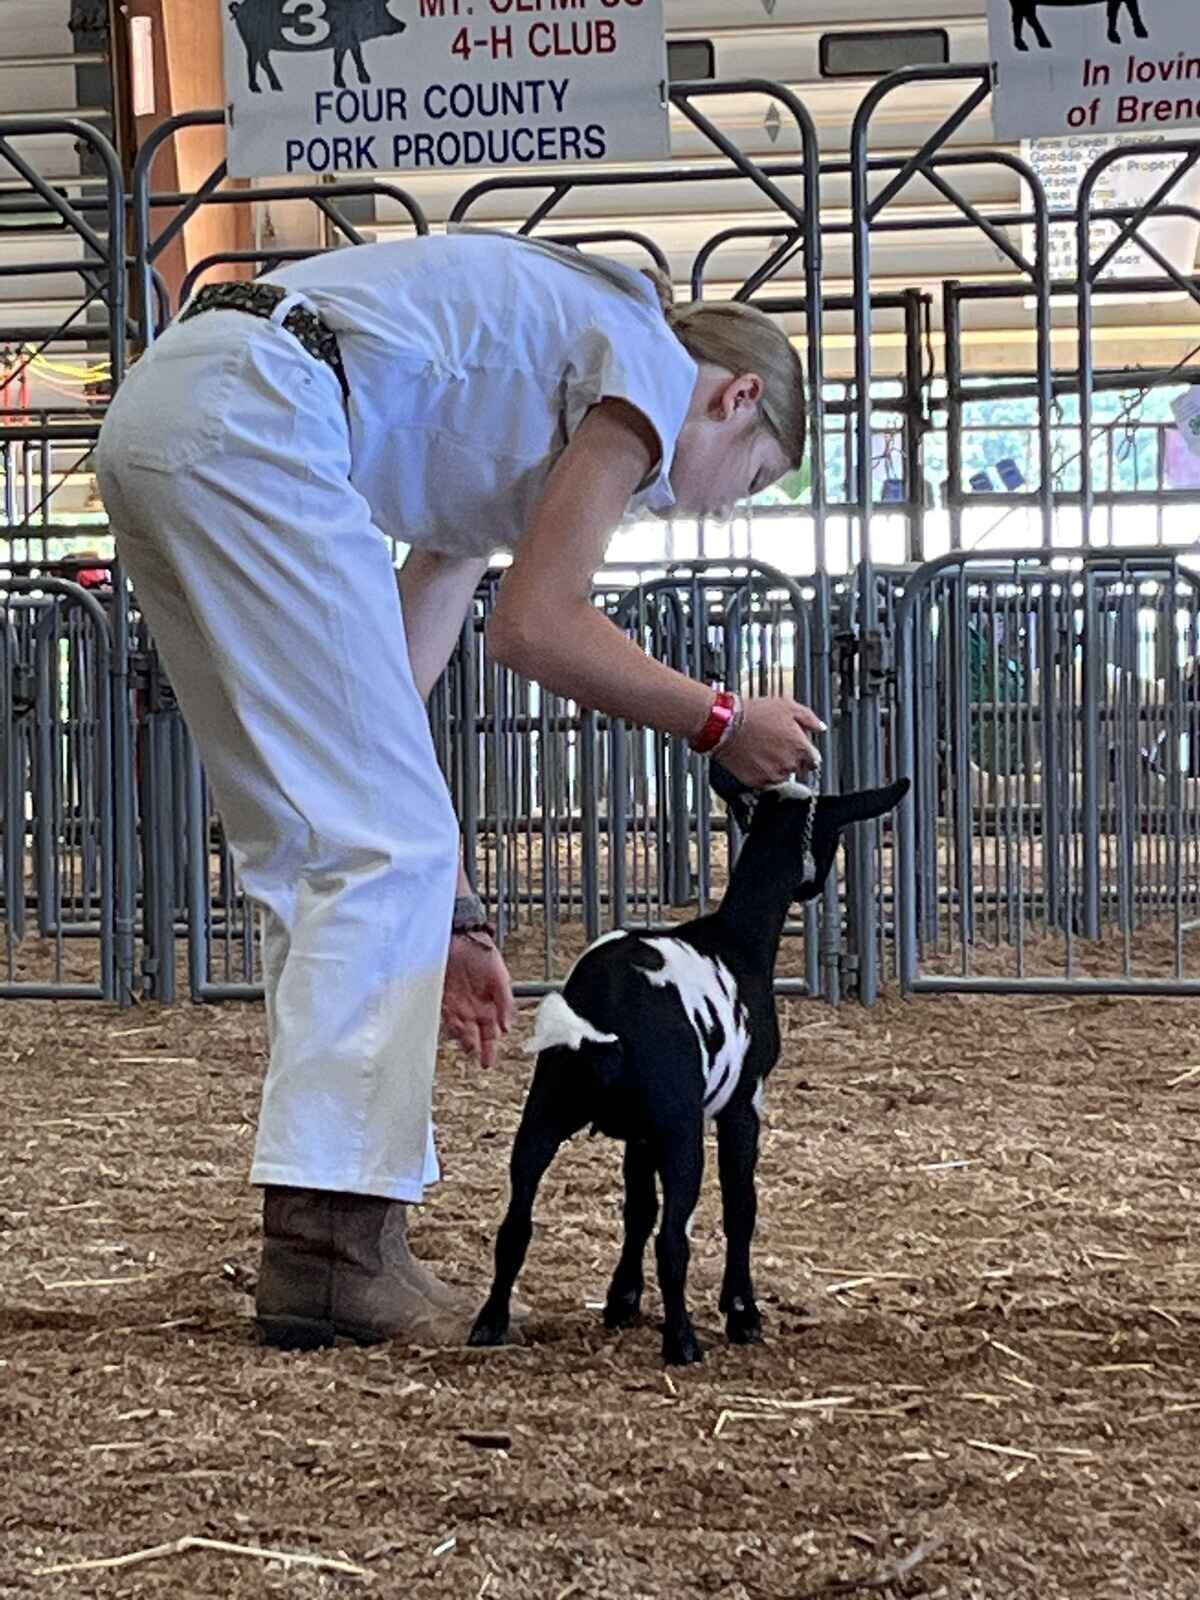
[442,931,516,1069]
[718,697,824,788]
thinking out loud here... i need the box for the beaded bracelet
[452,892,496,940]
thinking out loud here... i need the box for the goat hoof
[662,1327,704,1367]
[603,1292,643,1331]
[467,1307,511,1348]
[724,1295,763,1345]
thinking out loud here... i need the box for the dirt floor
[3,945,1200,1598]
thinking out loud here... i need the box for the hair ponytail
[638,266,679,325]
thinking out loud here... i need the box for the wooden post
[123,0,251,320]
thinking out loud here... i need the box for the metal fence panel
[0,579,117,998]
[895,549,1200,996]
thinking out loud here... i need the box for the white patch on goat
[770,778,816,801]
[639,938,750,1119]
[526,991,619,1056]
[752,1081,765,1117]
[563,927,628,981]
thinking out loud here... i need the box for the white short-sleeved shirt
[264,235,699,559]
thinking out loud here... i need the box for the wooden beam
[125,0,250,319]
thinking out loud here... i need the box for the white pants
[96,309,460,1202]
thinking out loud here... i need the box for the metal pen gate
[0,578,118,998]
[181,560,859,1003]
[1,64,1200,1006]
[894,548,1200,995]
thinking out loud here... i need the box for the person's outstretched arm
[487,399,821,787]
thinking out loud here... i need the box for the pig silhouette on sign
[229,0,407,92]
[1008,0,1149,51]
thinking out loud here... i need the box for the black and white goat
[469,765,910,1365]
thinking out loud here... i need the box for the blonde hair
[639,268,807,470]
[449,228,808,469]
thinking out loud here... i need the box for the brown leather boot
[390,1204,479,1316]
[255,1186,477,1351]
[396,1212,530,1324]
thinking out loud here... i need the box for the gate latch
[834,627,894,694]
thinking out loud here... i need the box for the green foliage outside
[753,381,1192,508]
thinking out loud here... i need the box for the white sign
[988,0,1200,141]
[1173,387,1200,458]
[1021,132,1200,289]
[222,0,670,179]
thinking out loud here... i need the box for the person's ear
[712,372,763,423]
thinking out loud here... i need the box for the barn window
[668,39,715,84]
[819,28,949,79]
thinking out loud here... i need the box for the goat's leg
[604,1139,658,1330]
[469,1079,583,1347]
[717,1099,763,1345]
[654,1125,704,1366]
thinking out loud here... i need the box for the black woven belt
[178,280,350,401]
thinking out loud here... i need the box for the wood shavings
[967,1440,1041,1463]
[721,1394,858,1413]
[1130,1401,1200,1425]
[793,1535,944,1599]
[4,928,1200,1597]
[1148,1305,1182,1328]
[982,1335,1035,1366]
[33,1535,372,1578]
[116,1057,199,1066]
[39,1273,158,1290]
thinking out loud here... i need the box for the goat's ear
[796,779,909,902]
[710,759,756,835]
[817,778,910,830]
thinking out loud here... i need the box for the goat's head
[710,763,910,901]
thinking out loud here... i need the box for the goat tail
[525,991,625,1099]
[525,990,620,1057]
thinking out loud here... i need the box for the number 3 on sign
[282,0,330,45]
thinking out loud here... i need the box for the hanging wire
[1114,391,1140,464]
